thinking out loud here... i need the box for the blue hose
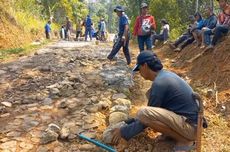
[79,134,116,152]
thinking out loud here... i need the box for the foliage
[116,0,218,40]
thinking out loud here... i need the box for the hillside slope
[0,5,46,50]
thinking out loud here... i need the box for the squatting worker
[111,51,200,152]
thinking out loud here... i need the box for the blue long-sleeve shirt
[203,14,217,29]
[196,19,204,30]
[120,70,198,141]
[45,23,51,32]
[118,13,129,37]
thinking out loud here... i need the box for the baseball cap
[132,51,161,71]
[141,2,148,9]
[114,6,125,12]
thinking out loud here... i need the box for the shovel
[78,133,116,152]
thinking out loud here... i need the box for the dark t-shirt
[66,20,72,31]
[120,70,198,141]
[118,14,129,37]
[148,70,198,123]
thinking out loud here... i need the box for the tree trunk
[196,0,199,12]
[210,0,214,10]
[107,0,113,33]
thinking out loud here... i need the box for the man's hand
[121,36,128,47]
[111,128,129,151]
[111,128,122,145]
[132,35,137,40]
[211,28,216,33]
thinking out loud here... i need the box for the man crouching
[111,51,198,152]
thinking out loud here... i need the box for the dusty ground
[0,39,230,152]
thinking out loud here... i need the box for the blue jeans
[107,38,131,65]
[152,34,164,46]
[152,30,169,46]
[137,35,152,51]
[85,27,92,41]
[180,37,195,49]
[174,34,191,47]
[203,29,213,45]
[212,25,229,46]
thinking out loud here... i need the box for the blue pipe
[78,134,117,152]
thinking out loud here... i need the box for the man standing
[45,20,51,39]
[107,6,131,65]
[133,3,156,51]
[111,51,202,152]
[66,17,72,41]
[100,18,106,41]
[85,15,93,41]
[76,20,82,41]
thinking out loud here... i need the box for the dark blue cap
[114,6,125,12]
[132,51,161,71]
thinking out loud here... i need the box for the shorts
[137,107,196,140]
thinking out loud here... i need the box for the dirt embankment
[0,7,43,50]
[157,36,230,98]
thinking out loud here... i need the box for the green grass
[0,40,50,60]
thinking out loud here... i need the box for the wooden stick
[193,93,203,152]
[214,82,219,107]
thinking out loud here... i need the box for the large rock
[83,122,100,130]
[47,123,61,134]
[79,144,96,151]
[60,122,76,139]
[22,119,40,131]
[103,121,127,144]
[53,146,65,152]
[0,140,17,152]
[110,105,129,114]
[81,131,97,139]
[97,101,110,111]
[19,142,34,150]
[85,105,99,113]
[40,130,58,144]
[60,127,70,139]
[6,131,22,137]
[36,146,49,152]
[100,66,133,87]
[0,70,6,75]
[39,66,51,72]
[59,85,74,97]
[57,98,87,110]
[112,93,127,100]
[109,112,128,125]
[43,98,53,105]
[100,98,112,107]
[1,102,12,107]
[68,73,84,82]
[113,98,131,109]
[50,88,60,96]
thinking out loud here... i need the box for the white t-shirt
[160,24,170,34]
[100,21,106,32]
